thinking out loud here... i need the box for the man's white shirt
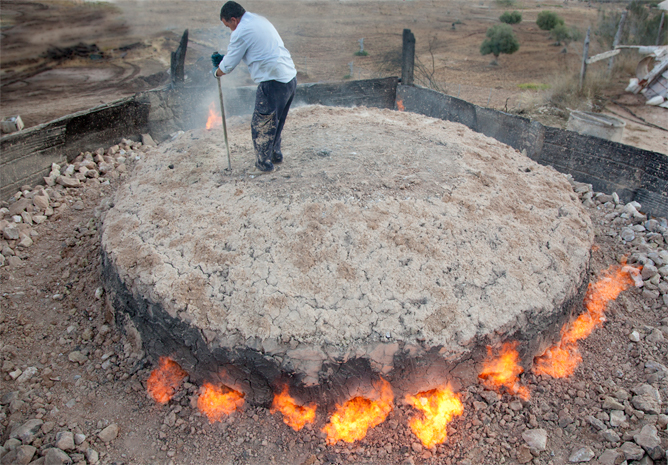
[219,12,297,84]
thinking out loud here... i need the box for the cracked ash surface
[101,105,594,385]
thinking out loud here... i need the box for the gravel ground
[0,129,666,465]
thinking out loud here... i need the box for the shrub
[550,24,582,52]
[500,11,522,24]
[480,24,520,64]
[596,1,667,47]
[537,11,565,31]
[495,0,517,7]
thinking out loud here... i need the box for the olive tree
[537,11,564,31]
[480,24,520,65]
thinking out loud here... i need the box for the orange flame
[147,357,188,404]
[270,386,317,431]
[396,99,405,111]
[322,378,394,445]
[479,342,530,400]
[206,102,222,130]
[405,386,464,449]
[534,264,641,378]
[197,382,244,423]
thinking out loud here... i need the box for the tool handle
[217,77,232,171]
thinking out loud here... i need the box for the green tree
[550,24,582,52]
[480,24,520,65]
[500,11,522,24]
[537,11,565,31]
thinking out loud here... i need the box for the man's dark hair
[220,1,245,21]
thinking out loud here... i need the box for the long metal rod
[217,77,232,171]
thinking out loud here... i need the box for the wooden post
[401,29,415,86]
[579,26,591,92]
[608,11,627,75]
[657,12,665,46]
[170,29,189,86]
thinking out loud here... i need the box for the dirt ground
[0,0,666,153]
[1,0,668,464]
[0,124,667,465]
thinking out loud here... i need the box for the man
[212,1,297,173]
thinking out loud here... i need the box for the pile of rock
[0,416,119,464]
[0,139,143,268]
[570,178,668,309]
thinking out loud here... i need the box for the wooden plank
[587,49,620,64]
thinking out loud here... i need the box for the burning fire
[479,342,530,400]
[147,357,188,404]
[533,264,641,378]
[322,378,394,444]
[270,386,317,431]
[197,382,245,423]
[405,386,464,449]
[205,102,222,130]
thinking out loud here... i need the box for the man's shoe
[271,151,283,164]
[250,160,275,175]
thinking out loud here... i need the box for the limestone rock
[97,424,118,443]
[56,176,81,188]
[10,419,43,443]
[43,447,72,465]
[522,428,547,451]
[634,424,664,460]
[620,441,645,461]
[597,448,625,465]
[569,446,595,463]
[54,431,74,451]
[14,445,36,465]
[631,384,662,414]
[67,351,87,364]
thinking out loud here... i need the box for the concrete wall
[2,78,666,219]
[1,98,149,200]
[397,85,668,218]
[1,78,397,201]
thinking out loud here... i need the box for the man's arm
[219,32,248,75]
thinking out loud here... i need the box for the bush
[596,1,667,47]
[495,0,517,7]
[500,11,522,24]
[537,11,565,31]
[480,24,520,63]
[550,24,582,51]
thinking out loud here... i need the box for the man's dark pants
[251,77,297,171]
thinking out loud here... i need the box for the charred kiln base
[101,105,593,404]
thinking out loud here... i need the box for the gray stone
[631,384,662,414]
[73,433,85,446]
[97,424,118,443]
[658,414,668,429]
[8,198,32,216]
[642,264,659,280]
[622,227,636,242]
[10,419,43,444]
[600,429,621,442]
[610,410,627,427]
[646,329,665,343]
[522,428,547,451]
[16,366,37,383]
[630,330,642,342]
[2,224,19,241]
[587,415,607,431]
[603,397,626,410]
[14,445,36,465]
[3,439,21,451]
[0,391,18,405]
[54,432,74,451]
[569,446,595,462]
[634,424,664,460]
[67,351,87,364]
[55,176,81,188]
[141,134,156,146]
[597,448,625,465]
[621,441,645,461]
[43,447,72,465]
[84,448,99,464]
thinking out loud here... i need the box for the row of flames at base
[146,264,641,448]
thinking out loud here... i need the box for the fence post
[401,29,415,86]
[170,29,189,86]
[657,12,665,46]
[579,26,591,91]
[608,12,627,75]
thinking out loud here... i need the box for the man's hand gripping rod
[216,76,232,171]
